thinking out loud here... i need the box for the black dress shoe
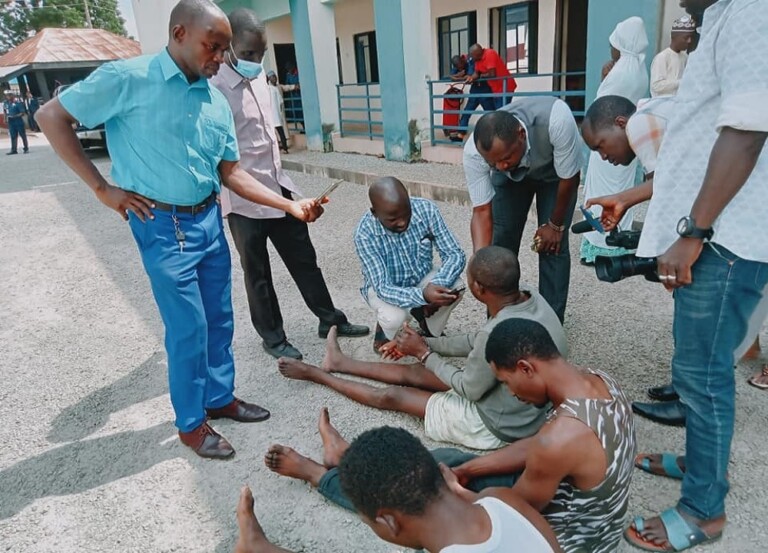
[179,422,235,459]
[318,322,370,339]
[262,341,302,360]
[372,323,387,354]
[6,151,17,155]
[207,398,271,423]
[647,383,679,402]
[632,400,686,427]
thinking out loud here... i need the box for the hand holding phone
[579,205,605,234]
[315,179,344,203]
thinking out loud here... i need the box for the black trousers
[275,126,288,151]
[490,173,578,323]
[227,210,347,347]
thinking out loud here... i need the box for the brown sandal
[747,364,768,390]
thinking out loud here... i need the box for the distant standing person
[212,9,369,362]
[650,15,697,98]
[266,70,295,153]
[463,97,583,322]
[580,16,649,265]
[448,54,495,141]
[283,61,303,130]
[25,91,40,132]
[4,92,29,155]
[467,44,517,109]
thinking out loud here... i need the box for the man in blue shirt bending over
[36,0,323,460]
[354,177,466,353]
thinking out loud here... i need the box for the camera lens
[595,255,658,283]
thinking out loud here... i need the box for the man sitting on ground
[268,318,635,553]
[235,426,561,553]
[278,246,567,451]
[354,177,466,352]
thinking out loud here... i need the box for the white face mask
[228,48,263,80]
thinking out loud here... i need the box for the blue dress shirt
[354,198,466,308]
[59,48,240,205]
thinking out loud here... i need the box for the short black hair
[228,7,265,41]
[473,110,521,152]
[338,427,444,520]
[584,95,637,132]
[485,318,561,368]
[469,246,520,296]
[169,0,223,31]
[451,55,463,66]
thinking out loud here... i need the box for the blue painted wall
[288,0,324,150]
[585,0,663,105]
[372,0,413,161]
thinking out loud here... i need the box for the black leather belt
[152,192,216,215]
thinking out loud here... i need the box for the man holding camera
[621,0,768,551]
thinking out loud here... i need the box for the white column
[131,0,177,54]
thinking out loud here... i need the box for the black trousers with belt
[490,172,578,323]
[227,201,347,347]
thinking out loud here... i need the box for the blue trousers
[9,122,28,153]
[317,448,519,512]
[458,87,496,131]
[673,243,768,520]
[128,203,236,432]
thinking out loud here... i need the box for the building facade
[132,0,688,161]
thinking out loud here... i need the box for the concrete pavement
[1,141,766,552]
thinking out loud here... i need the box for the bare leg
[322,327,449,392]
[234,486,293,553]
[742,336,761,361]
[318,407,350,468]
[264,445,328,488]
[278,358,433,418]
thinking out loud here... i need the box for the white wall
[263,15,294,76]
[132,0,176,54]
[334,0,375,85]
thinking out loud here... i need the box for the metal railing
[428,72,587,146]
[336,82,383,140]
[284,90,304,133]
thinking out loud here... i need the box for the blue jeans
[459,87,496,131]
[128,203,236,432]
[673,243,768,520]
[317,448,519,511]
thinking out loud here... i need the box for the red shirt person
[468,43,517,108]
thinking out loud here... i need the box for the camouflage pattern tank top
[543,368,636,553]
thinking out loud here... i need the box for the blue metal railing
[428,72,587,146]
[336,82,383,140]
[284,90,304,133]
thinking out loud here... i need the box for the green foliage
[1,0,128,55]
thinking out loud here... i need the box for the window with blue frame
[437,11,477,78]
[354,31,379,83]
[490,2,538,74]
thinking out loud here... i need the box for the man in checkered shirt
[354,177,466,352]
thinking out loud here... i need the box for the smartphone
[316,179,345,202]
[450,285,467,295]
[579,205,605,234]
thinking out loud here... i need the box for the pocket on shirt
[418,238,433,265]
[201,117,227,157]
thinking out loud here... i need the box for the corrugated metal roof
[0,28,141,67]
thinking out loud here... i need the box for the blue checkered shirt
[354,198,466,308]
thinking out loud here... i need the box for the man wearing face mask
[211,9,369,362]
[462,99,583,323]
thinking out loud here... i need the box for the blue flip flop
[625,508,722,551]
[635,453,685,480]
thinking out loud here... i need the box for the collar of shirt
[218,61,251,90]
[502,117,532,182]
[157,47,210,90]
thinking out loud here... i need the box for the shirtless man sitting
[268,318,635,553]
[277,246,567,451]
[234,425,561,553]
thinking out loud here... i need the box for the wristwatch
[676,216,713,240]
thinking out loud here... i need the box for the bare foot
[234,486,271,553]
[321,326,346,373]
[741,337,761,361]
[634,453,686,477]
[277,357,323,381]
[318,408,349,468]
[264,444,327,487]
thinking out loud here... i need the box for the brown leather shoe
[206,398,270,423]
[179,422,235,459]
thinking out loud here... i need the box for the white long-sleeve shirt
[649,47,688,97]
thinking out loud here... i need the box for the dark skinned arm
[36,98,154,221]
[586,176,654,232]
[470,203,493,252]
[658,127,768,290]
[452,436,537,483]
[218,160,323,223]
[533,172,580,254]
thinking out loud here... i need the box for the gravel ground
[1,139,767,553]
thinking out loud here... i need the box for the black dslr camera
[571,221,658,283]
